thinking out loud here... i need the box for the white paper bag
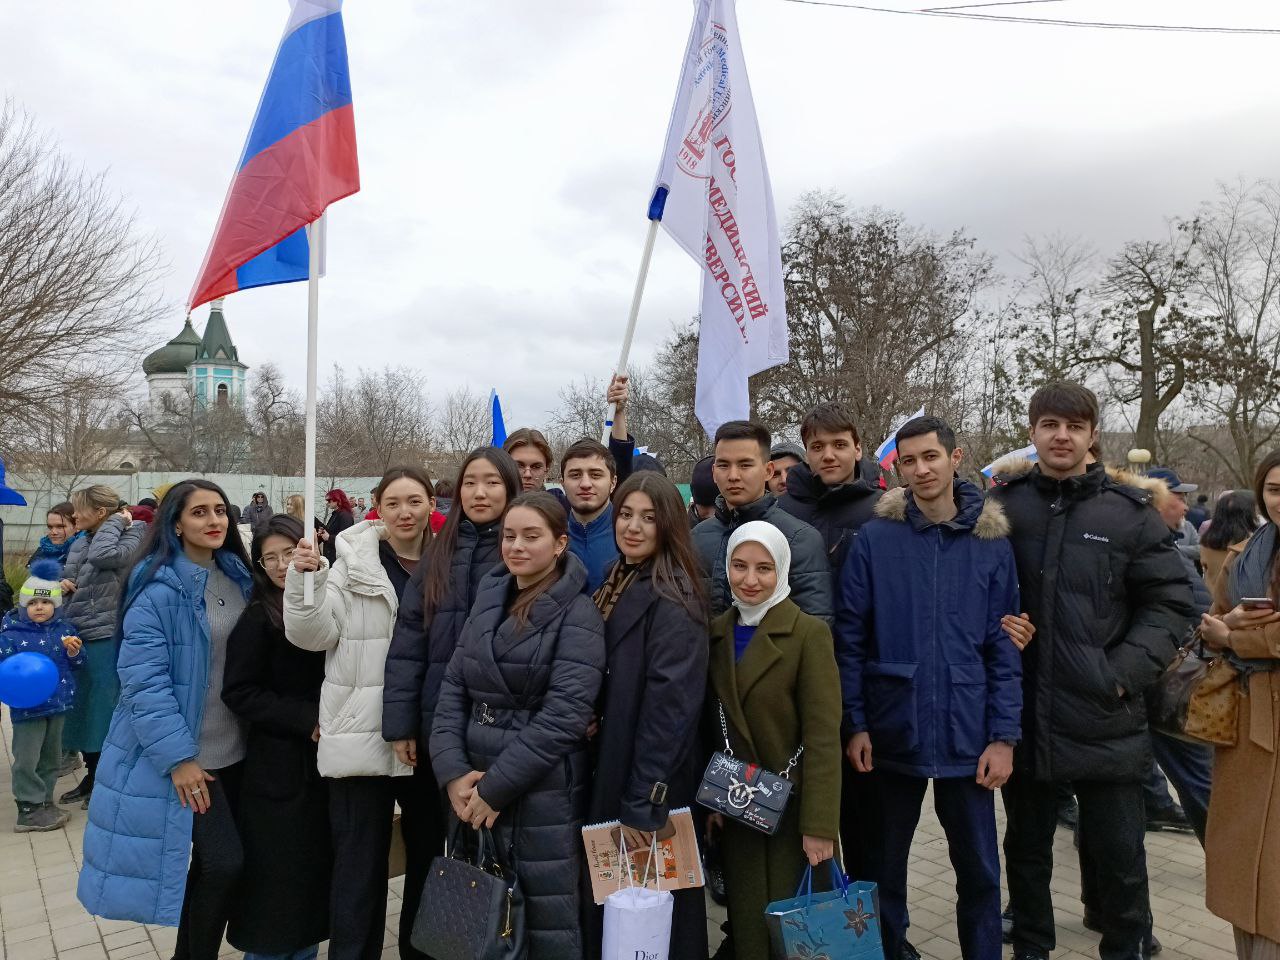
[602,885,674,960]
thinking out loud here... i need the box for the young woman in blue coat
[78,480,254,960]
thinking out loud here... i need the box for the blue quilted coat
[77,550,253,925]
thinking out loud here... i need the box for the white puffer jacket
[284,520,412,779]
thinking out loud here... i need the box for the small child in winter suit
[0,560,84,832]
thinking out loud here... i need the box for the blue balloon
[0,652,60,709]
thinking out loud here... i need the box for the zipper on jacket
[932,526,940,777]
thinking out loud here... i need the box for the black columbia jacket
[987,460,1193,782]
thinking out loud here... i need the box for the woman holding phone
[1199,450,1280,960]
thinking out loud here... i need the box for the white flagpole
[302,214,323,605]
[601,216,661,444]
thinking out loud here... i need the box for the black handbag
[696,701,802,836]
[411,823,527,960]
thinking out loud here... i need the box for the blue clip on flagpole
[602,187,668,443]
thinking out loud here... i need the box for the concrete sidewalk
[1,707,1236,960]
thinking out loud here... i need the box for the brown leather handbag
[1149,636,1239,747]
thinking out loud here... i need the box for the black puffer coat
[778,461,882,574]
[429,554,606,960]
[692,491,832,622]
[383,518,503,743]
[988,460,1194,782]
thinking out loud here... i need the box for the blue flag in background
[490,389,507,447]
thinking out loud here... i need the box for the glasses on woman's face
[259,548,296,571]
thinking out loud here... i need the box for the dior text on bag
[696,701,801,836]
[411,823,527,960]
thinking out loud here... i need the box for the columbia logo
[1083,533,1111,543]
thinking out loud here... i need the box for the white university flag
[653,0,787,437]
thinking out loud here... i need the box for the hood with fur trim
[873,483,1010,540]
[991,457,1172,511]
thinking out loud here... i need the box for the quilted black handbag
[411,823,527,960]
[696,701,801,836]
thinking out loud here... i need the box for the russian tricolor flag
[189,0,359,309]
[874,406,926,470]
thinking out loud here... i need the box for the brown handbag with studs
[1149,634,1239,747]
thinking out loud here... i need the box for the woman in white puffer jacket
[284,466,437,960]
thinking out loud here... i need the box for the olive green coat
[708,598,843,960]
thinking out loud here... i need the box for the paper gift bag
[764,861,884,960]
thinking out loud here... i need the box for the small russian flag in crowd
[490,389,507,447]
[981,444,1039,479]
[874,407,927,469]
[189,0,359,309]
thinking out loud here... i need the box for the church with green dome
[143,298,248,410]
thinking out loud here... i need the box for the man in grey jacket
[691,420,832,621]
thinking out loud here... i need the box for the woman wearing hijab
[706,521,843,960]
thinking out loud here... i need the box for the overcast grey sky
[3,0,1279,427]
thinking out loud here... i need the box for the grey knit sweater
[196,563,248,770]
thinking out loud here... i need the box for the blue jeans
[1144,731,1213,845]
[244,947,319,960]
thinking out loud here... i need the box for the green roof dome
[143,317,203,375]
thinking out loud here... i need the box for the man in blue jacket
[837,416,1024,960]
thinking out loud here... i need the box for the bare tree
[756,193,992,443]
[438,387,492,455]
[0,102,165,460]
[546,376,607,450]
[248,362,304,475]
[125,381,252,473]
[318,366,434,476]
[1184,180,1280,483]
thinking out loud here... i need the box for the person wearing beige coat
[1200,452,1280,960]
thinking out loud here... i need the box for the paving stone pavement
[1,709,1235,960]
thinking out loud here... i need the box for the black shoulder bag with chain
[696,700,802,835]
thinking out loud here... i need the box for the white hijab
[726,521,792,627]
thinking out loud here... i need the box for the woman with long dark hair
[222,514,329,960]
[382,448,520,866]
[585,472,709,960]
[286,467,436,960]
[430,491,606,960]
[60,485,148,807]
[1201,491,1260,593]
[1200,451,1280,960]
[78,480,254,960]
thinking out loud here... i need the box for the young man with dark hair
[561,438,625,592]
[691,420,832,620]
[989,382,1194,960]
[839,416,1023,960]
[779,401,883,573]
[767,442,805,496]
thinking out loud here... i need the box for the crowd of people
[0,377,1277,960]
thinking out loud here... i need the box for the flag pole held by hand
[303,217,322,606]
[601,188,667,444]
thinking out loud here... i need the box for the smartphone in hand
[1241,597,1275,611]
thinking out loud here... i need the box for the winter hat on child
[20,559,63,608]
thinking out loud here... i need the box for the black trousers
[1003,775,1151,960]
[326,770,437,960]
[174,763,244,960]
[840,762,886,883]
[879,772,1001,960]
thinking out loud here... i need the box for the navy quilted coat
[429,554,605,960]
[77,551,253,925]
[0,610,86,721]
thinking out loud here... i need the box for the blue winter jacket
[835,479,1023,779]
[0,610,85,721]
[569,509,618,593]
[78,550,253,926]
